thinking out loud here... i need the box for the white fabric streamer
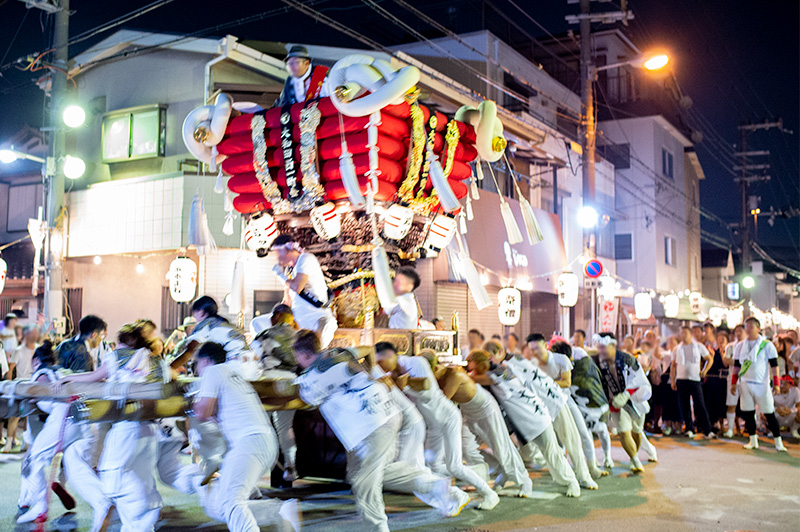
[188,194,217,256]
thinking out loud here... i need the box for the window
[615,233,633,260]
[664,236,677,266]
[661,148,674,179]
[102,105,166,163]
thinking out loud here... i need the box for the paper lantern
[557,272,579,307]
[663,294,680,318]
[310,202,341,240]
[709,307,727,327]
[383,204,414,240]
[689,291,703,314]
[597,274,616,301]
[498,287,522,326]
[634,292,652,320]
[166,257,197,303]
[423,214,457,251]
[244,213,278,257]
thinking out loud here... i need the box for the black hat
[285,45,310,61]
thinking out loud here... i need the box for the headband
[273,242,304,253]
[593,334,617,346]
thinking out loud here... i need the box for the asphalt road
[0,433,797,531]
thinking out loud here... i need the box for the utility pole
[735,119,785,314]
[567,0,632,337]
[43,0,70,328]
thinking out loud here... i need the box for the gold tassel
[500,201,523,245]
[520,197,544,244]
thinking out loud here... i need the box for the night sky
[0,0,797,268]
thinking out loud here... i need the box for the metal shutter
[435,282,501,347]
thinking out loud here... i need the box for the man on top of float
[274,45,330,107]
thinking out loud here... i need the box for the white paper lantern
[498,287,522,326]
[597,274,616,301]
[383,204,414,240]
[0,257,6,295]
[689,291,703,314]
[166,257,197,303]
[664,293,680,318]
[634,292,652,320]
[709,307,727,327]
[557,272,579,307]
[424,214,457,251]
[310,202,341,240]
[244,213,278,256]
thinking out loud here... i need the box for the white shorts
[610,408,644,434]
[726,372,739,406]
[739,380,775,414]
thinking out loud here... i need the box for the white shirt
[487,370,551,442]
[505,356,567,419]
[572,346,589,361]
[388,293,418,329]
[673,342,708,381]
[295,357,397,451]
[537,351,573,382]
[10,343,37,379]
[734,335,778,384]
[371,366,423,426]
[0,347,8,378]
[397,355,459,423]
[196,363,271,445]
[102,347,153,383]
[289,253,334,333]
[774,386,800,410]
[290,66,312,103]
[0,326,18,355]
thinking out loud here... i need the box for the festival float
[181,53,542,363]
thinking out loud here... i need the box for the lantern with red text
[498,287,522,326]
[382,204,414,240]
[310,202,341,240]
[167,257,197,303]
[423,214,457,252]
[244,213,278,257]
[0,257,6,295]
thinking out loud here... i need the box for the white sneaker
[647,449,659,462]
[723,429,734,438]
[477,489,499,510]
[774,437,788,453]
[791,430,800,439]
[278,499,301,532]
[630,456,644,473]
[685,431,695,439]
[743,435,759,450]
[445,488,470,517]
[603,455,615,468]
[580,478,599,490]
[662,427,672,436]
[283,467,297,483]
[16,502,45,524]
[706,432,717,440]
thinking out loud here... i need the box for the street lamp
[578,205,599,228]
[742,275,755,289]
[0,148,46,164]
[62,105,86,128]
[63,155,86,179]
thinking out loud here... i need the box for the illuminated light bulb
[93,255,102,265]
[136,262,145,274]
[63,105,86,128]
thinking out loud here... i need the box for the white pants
[461,388,529,488]
[201,432,277,532]
[271,410,297,470]
[565,396,599,471]
[425,407,492,495]
[98,421,162,532]
[294,306,337,349]
[610,407,645,433]
[156,429,202,495]
[552,406,593,484]
[726,371,740,406]
[188,418,228,477]
[346,416,465,531]
[522,425,578,488]
[20,405,110,525]
[739,380,775,414]
[397,417,427,471]
[776,410,800,432]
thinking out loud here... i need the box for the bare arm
[6,362,15,380]
[170,339,199,370]
[287,272,309,296]
[54,365,110,391]
[700,353,713,378]
[670,357,677,390]
[193,396,218,421]
[556,369,571,389]
[439,368,462,399]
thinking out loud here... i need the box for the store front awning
[437,190,567,295]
